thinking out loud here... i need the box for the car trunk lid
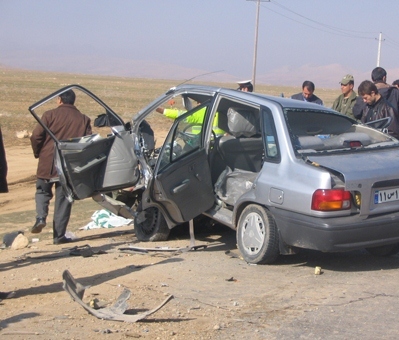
[308,148,399,217]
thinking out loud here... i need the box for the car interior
[286,110,393,153]
[209,100,263,206]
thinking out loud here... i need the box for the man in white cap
[237,80,253,92]
[332,74,357,119]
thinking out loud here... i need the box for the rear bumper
[271,207,399,252]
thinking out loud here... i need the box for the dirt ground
[1,144,399,339]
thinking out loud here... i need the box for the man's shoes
[31,218,46,234]
[53,236,74,245]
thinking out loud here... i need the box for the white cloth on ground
[81,209,133,230]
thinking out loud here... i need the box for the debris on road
[62,270,173,322]
[315,266,322,275]
[69,244,107,257]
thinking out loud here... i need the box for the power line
[244,0,399,80]
[265,1,376,40]
[384,34,399,49]
[262,1,399,66]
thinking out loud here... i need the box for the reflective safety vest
[163,108,224,136]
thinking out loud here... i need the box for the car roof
[173,83,337,113]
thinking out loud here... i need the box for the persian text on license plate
[374,188,399,204]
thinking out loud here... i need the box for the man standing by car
[291,80,323,105]
[0,126,8,193]
[0,125,16,299]
[332,74,357,119]
[357,80,399,138]
[30,90,92,244]
[354,67,399,120]
[371,67,399,114]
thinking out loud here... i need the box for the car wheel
[237,204,279,264]
[134,207,170,242]
[365,243,399,257]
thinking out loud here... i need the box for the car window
[143,93,214,149]
[157,103,208,170]
[285,109,396,154]
[262,107,280,162]
[31,86,125,138]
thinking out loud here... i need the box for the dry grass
[0,67,341,147]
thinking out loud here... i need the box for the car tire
[365,243,399,257]
[134,207,170,242]
[237,204,279,264]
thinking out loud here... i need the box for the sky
[1,0,399,88]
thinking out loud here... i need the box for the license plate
[374,188,399,204]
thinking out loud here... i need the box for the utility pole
[247,0,270,91]
[376,32,384,67]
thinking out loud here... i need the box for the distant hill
[2,51,398,89]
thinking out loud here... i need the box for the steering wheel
[175,124,199,142]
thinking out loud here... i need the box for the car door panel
[154,149,214,223]
[100,129,139,190]
[28,85,140,201]
[58,129,138,199]
[150,101,215,223]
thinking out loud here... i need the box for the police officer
[237,80,253,92]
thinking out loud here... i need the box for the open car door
[151,102,215,224]
[29,85,140,201]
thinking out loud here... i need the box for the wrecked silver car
[29,84,399,264]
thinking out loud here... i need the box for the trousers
[35,178,72,240]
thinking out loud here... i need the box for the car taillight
[343,140,363,148]
[311,189,351,211]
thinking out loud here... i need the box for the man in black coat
[291,80,323,105]
[0,126,8,193]
[354,67,399,119]
[358,80,399,138]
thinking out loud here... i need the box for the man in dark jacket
[291,80,323,105]
[0,127,16,299]
[357,80,399,139]
[372,67,399,114]
[0,126,8,193]
[354,67,399,119]
[30,90,92,244]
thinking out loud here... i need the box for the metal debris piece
[119,244,207,254]
[188,219,195,249]
[225,277,237,282]
[119,219,207,254]
[69,245,106,257]
[62,270,173,322]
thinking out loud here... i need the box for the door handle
[172,179,190,194]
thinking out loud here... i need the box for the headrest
[227,107,260,138]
